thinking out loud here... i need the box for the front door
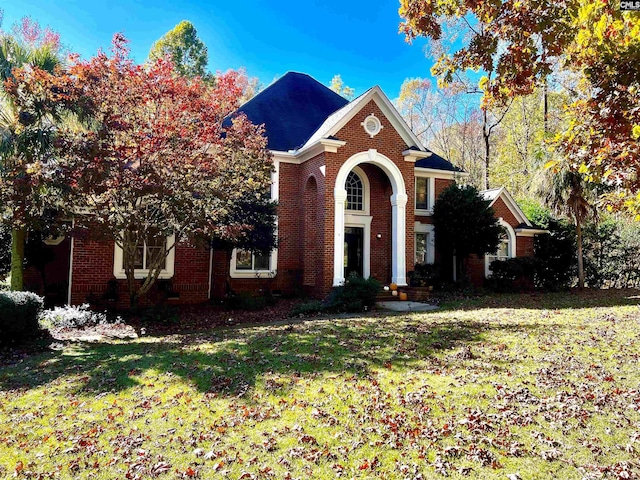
[344,227,364,278]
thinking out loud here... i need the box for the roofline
[414,166,468,178]
[482,187,532,227]
[515,227,548,236]
[300,86,427,152]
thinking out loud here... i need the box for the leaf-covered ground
[1,290,640,479]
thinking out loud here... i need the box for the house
[27,72,544,307]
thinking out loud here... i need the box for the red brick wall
[212,154,328,298]
[361,163,393,282]
[70,233,210,308]
[491,197,520,227]
[434,178,452,200]
[299,155,326,293]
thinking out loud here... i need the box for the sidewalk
[376,301,438,312]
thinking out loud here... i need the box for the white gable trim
[484,187,532,227]
[301,86,426,153]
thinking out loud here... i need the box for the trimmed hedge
[291,275,382,316]
[0,291,44,343]
[488,257,539,292]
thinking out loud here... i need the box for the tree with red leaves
[66,34,275,308]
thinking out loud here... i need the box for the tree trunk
[10,228,26,291]
[543,77,549,135]
[482,109,490,190]
[576,220,585,289]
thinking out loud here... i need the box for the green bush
[534,219,576,290]
[0,291,44,343]
[290,300,324,317]
[327,274,381,313]
[488,257,539,292]
[290,275,382,316]
[408,263,442,288]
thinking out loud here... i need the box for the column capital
[390,192,408,207]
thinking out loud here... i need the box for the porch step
[403,286,433,302]
[376,290,398,301]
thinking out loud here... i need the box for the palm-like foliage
[0,32,63,291]
[533,160,597,288]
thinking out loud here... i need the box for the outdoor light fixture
[376,233,382,239]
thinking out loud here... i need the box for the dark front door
[344,227,364,278]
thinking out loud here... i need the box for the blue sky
[2,0,435,99]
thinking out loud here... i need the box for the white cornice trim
[515,228,548,236]
[271,150,300,164]
[414,167,467,179]
[403,149,432,163]
[270,138,347,164]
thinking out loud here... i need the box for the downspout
[67,219,75,305]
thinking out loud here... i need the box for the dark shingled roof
[227,72,349,152]
[415,151,462,172]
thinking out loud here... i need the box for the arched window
[485,219,516,277]
[346,171,364,211]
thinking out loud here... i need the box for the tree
[329,75,355,100]
[432,183,503,282]
[0,17,67,291]
[67,34,276,308]
[148,21,208,78]
[399,0,640,212]
[533,161,596,289]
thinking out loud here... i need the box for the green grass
[2,290,640,478]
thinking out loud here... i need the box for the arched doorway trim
[333,149,407,286]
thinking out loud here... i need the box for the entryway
[344,227,363,278]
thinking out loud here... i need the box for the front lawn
[1,291,640,479]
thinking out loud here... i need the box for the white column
[391,192,408,286]
[333,187,347,286]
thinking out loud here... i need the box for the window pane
[498,240,509,257]
[346,171,363,211]
[236,250,252,270]
[146,246,166,270]
[416,177,428,210]
[145,231,167,270]
[415,232,427,265]
[134,245,144,270]
[254,252,270,270]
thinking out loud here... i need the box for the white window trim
[414,222,435,265]
[229,249,278,279]
[414,175,435,216]
[113,234,176,280]
[485,218,516,277]
[345,166,370,216]
[229,158,279,279]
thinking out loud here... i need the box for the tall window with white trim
[414,223,435,265]
[345,171,363,211]
[415,177,429,210]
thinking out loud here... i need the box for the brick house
[33,72,543,307]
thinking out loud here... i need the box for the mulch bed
[126,298,303,336]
